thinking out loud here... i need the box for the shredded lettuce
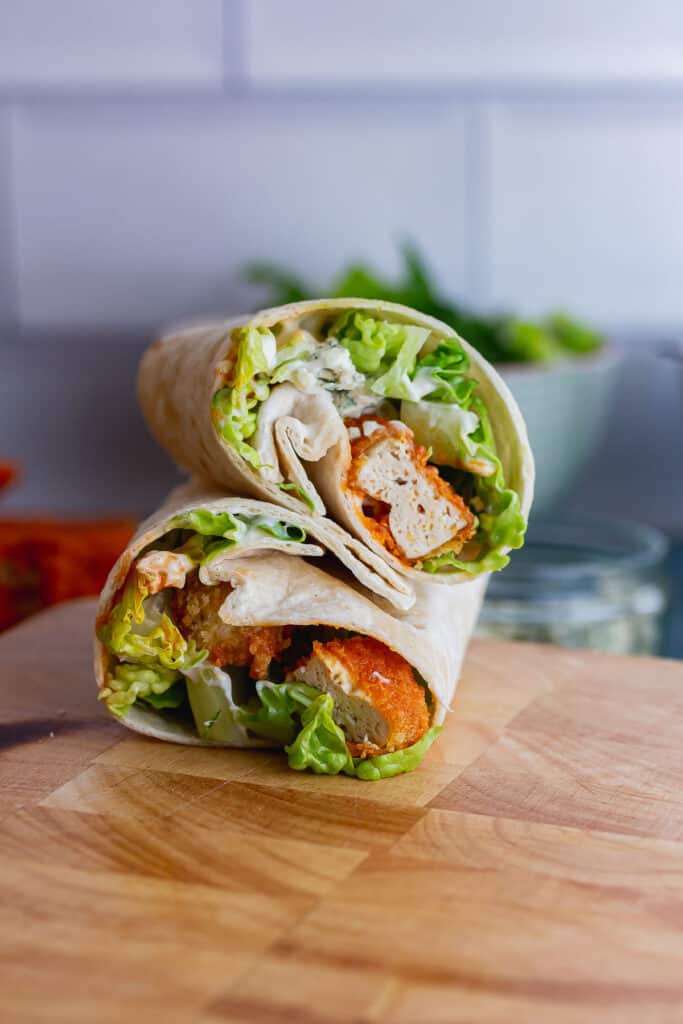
[401,399,482,470]
[171,509,242,538]
[211,325,276,467]
[329,310,393,374]
[184,663,253,744]
[253,517,307,544]
[171,509,308,561]
[100,662,183,718]
[421,396,526,574]
[100,577,205,672]
[285,693,356,775]
[142,679,187,710]
[98,574,207,716]
[330,310,431,400]
[283,691,440,780]
[354,726,442,780]
[371,326,430,399]
[170,511,244,568]
[275,481,316,512]
[330,312,478,405]
[186,673,322,749]
[270,332,317,381]
[238,680,318,745]
[173,508,309,549]
[413,337,476,405]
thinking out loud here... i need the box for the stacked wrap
[96,300,533,779]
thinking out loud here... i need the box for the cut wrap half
[139,299,534,584]
[95,486,486,780]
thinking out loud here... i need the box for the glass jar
[476,521,670,656]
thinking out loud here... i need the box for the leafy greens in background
[245,243,603,365]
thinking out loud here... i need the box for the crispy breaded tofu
[345,416,475,564]
[291,636,430,757]
[173,575,291,679]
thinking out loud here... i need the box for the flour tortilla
[138,299,534,586]
[94,484,487,746]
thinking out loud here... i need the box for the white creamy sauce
[305,341,365,391]
[272,336,376,411]
[261,331,277,372]
[333,389,383,419]
[362,420,382,437]
[135,550,194,593]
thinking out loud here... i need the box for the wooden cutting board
[2,599,683,1023]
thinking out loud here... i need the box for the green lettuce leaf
[185,663,253,744]
[211,325,275,467]
[100,662,182,717]
[270,333,317,383]
[371,325,430,399]
[400,399,483,469]
[254,518,307,544]
[169,533,231,569]
[285,693,355,775]
[100,577,206,672]
[185,669,317,746]
[171,509,308,555]
[275,481,316,512]
[354,726,441,780]
[412,338,476,405]
[497,319,557,362]
[142,679,187,710]
[99,574,207,717]
[329,310,431,399]
[171,509,241,538]
[238,681,318,745]
[329,310,392,373]
[421,395,526,574]
[546,311,603,354]
[244,244,603,365]
[285,695,441,779]
[170,510,246,566]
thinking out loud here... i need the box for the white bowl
[499,348,622,519]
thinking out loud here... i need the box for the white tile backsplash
[0,0,226,88]
[486,102,683,326]
[247,0,683,86]
[0,336,179,515]
[12,100,467,329]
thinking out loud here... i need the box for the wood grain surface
[2,598,683,1023]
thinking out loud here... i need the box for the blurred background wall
[0,0,681,532]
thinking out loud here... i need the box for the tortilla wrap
[138,300,534,587]
[95,484,486,756]
[151,479,414,610]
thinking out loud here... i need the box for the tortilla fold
[94,483,486,748]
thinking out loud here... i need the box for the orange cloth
[0,519,134,631]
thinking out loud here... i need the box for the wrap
[139,299,534,588]
[95,485,486,780]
